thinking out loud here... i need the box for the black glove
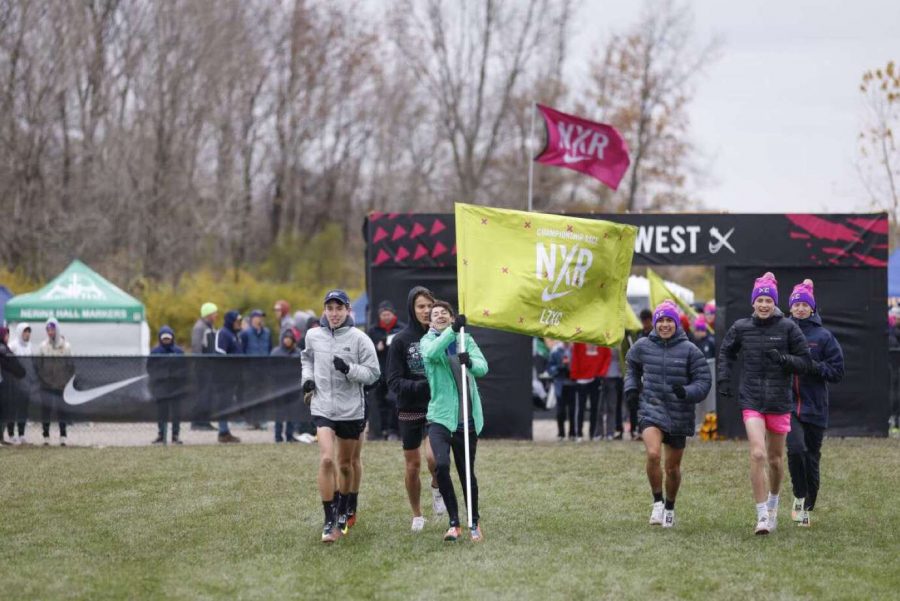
[303,380,316,393]
[718,380,732,397]
[672,384,686,399]
[765,349,786,365]
[333,356,350,374]
[625,389,639,405]
[452,314,467,332]
[457,351,472,369]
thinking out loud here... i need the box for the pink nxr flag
[534,104,630,190]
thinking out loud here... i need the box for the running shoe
[443,526,462,542]
[768,507,778,532]
[337,513,350,535]
[649,501,665,526]
[798,510,811,527]
[431,487,446,516]
[321,522,341,543]
[662,509,675,528]
[754,514,770,535]
[346,511,357,530]
[411,516,426,532]
[791,497,803,522]
[470,523,483,542]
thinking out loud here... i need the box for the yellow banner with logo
[456,203,637,345]
[646,267,713,334]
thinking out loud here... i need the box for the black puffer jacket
[718,308,810,414]
[385,286,432,413]
[624,329,711,437]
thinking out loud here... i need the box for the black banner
[366,212,888,268]
[0,357,310,424]
[716,266,889,438]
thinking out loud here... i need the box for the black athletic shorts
[313,416,366,440]
[399,414,428,451]
[640,421,687,450]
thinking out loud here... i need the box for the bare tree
[859,60,900,228]
[587,0,720,212]
[390,0,572,208]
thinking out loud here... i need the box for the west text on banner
[456,203,636,345]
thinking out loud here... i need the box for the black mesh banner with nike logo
[0,357,311,423]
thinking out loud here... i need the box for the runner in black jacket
[718,272,811,535]
[386,286,446,532]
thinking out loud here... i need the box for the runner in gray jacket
[301,289,380,543]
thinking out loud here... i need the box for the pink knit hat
[789,279,815,311]
[751,272,778,305]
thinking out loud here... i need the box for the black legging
[786,414,825,510]
[428,423,479,528]
[556,384,576,438]
[575,379,600,439]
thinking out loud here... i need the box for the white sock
[767,493,779,511]
[756,502,768,520]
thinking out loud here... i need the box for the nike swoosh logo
[63,375,148,406]
[542,287,573,302]
[562,155,589,164]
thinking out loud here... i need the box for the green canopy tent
[5,260,150,355]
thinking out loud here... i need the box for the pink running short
[742,410,791,434]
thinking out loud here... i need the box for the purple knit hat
[652,300,680,328]
[789,279,816,311]
[751,272,778,305]
[693,316,708,331]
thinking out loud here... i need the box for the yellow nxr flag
[456,203,637,345]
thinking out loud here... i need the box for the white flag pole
[527,101,536,212]
[459,325,473,530]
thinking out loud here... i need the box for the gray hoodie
[9,323,32,356]
[301,315,380,421]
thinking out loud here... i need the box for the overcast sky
[571,0,899,214]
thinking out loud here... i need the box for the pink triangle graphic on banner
[410,222,427,239]
[431,219,446,236]
[370,211,384,221]
[374,248,391,266]
[432,241,447,258]
[373,226,388,243]
[413,244,429,260]
[394,246,410,262]
[392,225,408,241]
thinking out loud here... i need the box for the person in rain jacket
[420,302,488,543]
[5,323,32,443]
[625,300,711,529]
[301,289,380,543]
[271,328,303,443]
[784,279,844,527]
[36,318,74,446]
[149,326,186,445]
[212,310,243,443]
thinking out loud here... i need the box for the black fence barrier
[0,356,310,425]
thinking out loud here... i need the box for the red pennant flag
[534,104,630,191]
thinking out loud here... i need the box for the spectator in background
[547,341,576,441]
[570,343,610,442]
[693,317,716,359]
[271,328,302,443]
[150,326,185,445]
[704,300,717,331]
[6,323,32,444]
[0,326,26,446]
[367,300,405,441]
[639,309,653,338]
[36,318,73,446]
[273,300,296,335]
[241,309,272,356]
[213,310,243,443]
[190,302,218,431]
[601,345,625,440]
[890,309,900,433]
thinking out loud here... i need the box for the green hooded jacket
[420,327,489,434]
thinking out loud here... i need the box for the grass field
[1,437,899,600]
